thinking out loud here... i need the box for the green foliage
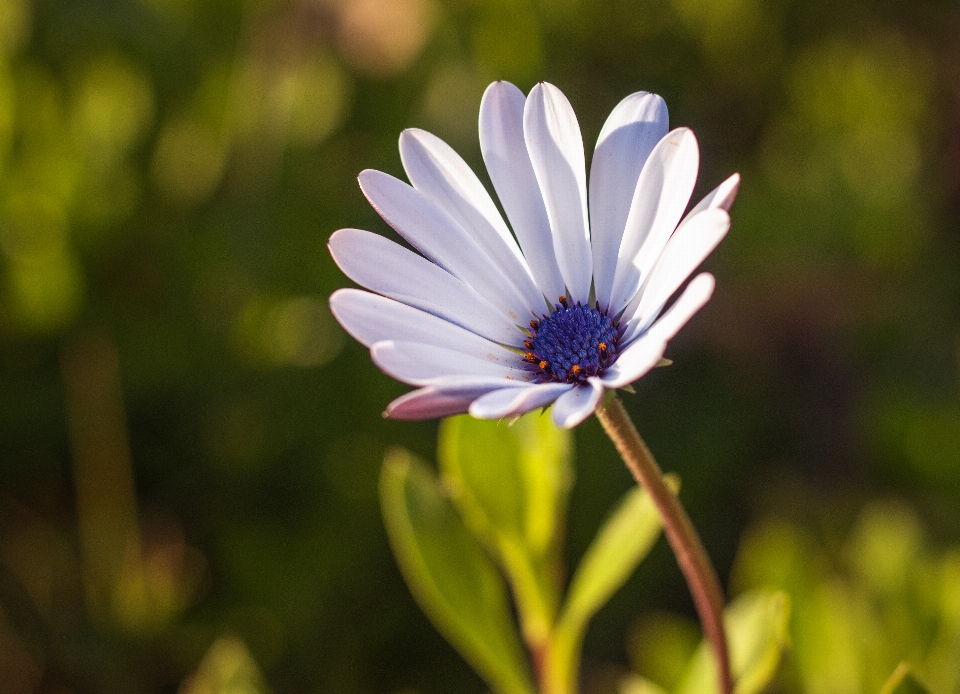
[621,678,671,694]
[625,590,789,694]
[439,413,572,561]
[380,447,536,694]
[734,500,960,694]
[180,636,270,694]
[384,414,677,694]
[549,480,677,693]
[562,477,678,629]
[674,590,790,694]
[439,414,572,646]
[879,663,932,694]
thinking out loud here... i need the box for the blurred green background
[1,0,959,691]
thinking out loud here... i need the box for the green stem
[594,393,733,694]
[498,539,557,652]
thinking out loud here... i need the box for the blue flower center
[524,297,620,383]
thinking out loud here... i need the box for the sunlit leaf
[380,448,535,694]
[628,612,701,692]
[544,480,670,694]
[878,663,931,694]
[620,674,670,694]
[562,480,672,632]
[179,635,268,694]
[675,589,791,694]
[438,413,571,558]
[438,414,571,645]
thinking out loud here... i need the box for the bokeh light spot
[335,0,435,76]
[233,296,344,368]
[151,119,226,205]
[70,54,155,167]
[0,0,29,56]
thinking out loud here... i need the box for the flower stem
[594,393,732,694]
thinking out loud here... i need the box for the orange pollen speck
[571,364,581,374]
[524,340,533,349]
[599,342,607,352]
[525,352,536,363]
[530,319,539,330]
[538,360,548,369]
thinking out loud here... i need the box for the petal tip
[668,126,697,145]
[327,288,347,310]
[482,80,522,102]
[719,173,741,211]
[399,127,430,146]
[693,271,716,290]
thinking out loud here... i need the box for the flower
[328,81,739,428]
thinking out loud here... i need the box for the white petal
[386,388,474,419]
[623,272,715,345]
[551,378,604,428]
[383,385,495,419]
[685,172,741,218]
[399,128,544,311]
[609,128,700,313]
[623,208,729,333]
[589,92,669,311]
[524,82,592,303]
[328,229,519,344]
[370,340,531,387]
[479,82,566,303]
[468,383,573,419]
[329,289,520,366]
[599,333,667,389]
[385,378,511,420]
[358,170,536,321]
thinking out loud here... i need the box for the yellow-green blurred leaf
[628,612,701,692]
[848,501,923,597]
[620,674,670,694]
[0,0,29,56]
[879,663,931,694]
[380,448,535,694]
[437,414,571,645]
[675,589,790,694]
[545,481,669,694]
[561,481,671,634]
[70,53,154,165]
[438,413,571,558]
[178,635,268,694]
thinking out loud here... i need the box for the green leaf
[675,589,791,694]
[620,674,670,694]
[562,479,673,632]
[628,612,701,692]
[379,448,536,694]
[438,413,572,558]
[544,480,670,694]
[438,414,572,645]
[180,635,268,694]
[878,663,931,694]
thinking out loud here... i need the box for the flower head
[329,81,739,428]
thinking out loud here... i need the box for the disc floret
[524,297,621,383]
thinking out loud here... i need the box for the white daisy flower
[329,81,739,428]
